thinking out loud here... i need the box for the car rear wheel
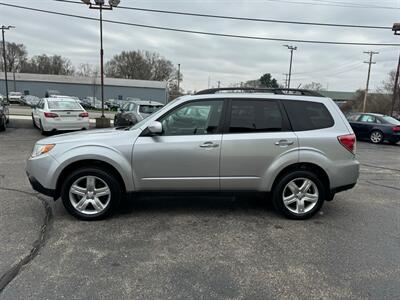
[369,130,383,144]
[32,114,37,128]
[272,170,325,220]
[61,167,121,220]
[39,120,48,135]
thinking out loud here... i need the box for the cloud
[1,0,399,92]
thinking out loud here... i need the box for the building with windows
[0,73,168,103]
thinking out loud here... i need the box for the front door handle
[200,141,219,148]
[275,139,294,147]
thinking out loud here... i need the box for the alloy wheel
[69,175,111,215]
[370,131,383,144]
[282,177,319,215]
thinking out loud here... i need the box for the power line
[53,0,391,30]
[1,2,399,47]
[265,0,400,10]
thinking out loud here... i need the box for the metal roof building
[0,73,168,103]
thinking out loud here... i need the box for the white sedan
[32,97,90,135]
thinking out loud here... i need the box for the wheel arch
[270,162,330,197]
[54,159,127,199]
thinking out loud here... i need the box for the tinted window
[283,100,334,131]
[229,100,283,133]
[139,105,163,114]
[359,115,376,123]
[347,114,360,121]
[159,100,223,136]
[381,116,400,125]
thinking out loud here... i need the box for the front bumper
[27,173,55,197]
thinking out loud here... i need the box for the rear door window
[282,100,334,131]
[359,114,376,123]
[228,100,283,133]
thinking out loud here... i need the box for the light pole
[391,23,400,117]
[1,25,15,104]
[284,45,297,91]
[81,0,120,127]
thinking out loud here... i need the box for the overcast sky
[1,0,399,92]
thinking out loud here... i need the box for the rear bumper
[327,182,357,201]
[27,173,55,197]
[42,118,90,131]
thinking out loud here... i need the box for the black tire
[272,170,325,220]
[0,116,6,132]
[61,167,121,221]
[369,130,384,144]
[39,120,48,135]
[32,114,37,128]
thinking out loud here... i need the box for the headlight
[31,144,55,157]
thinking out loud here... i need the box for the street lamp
[391,23,400,117]
[283,45,297,91]
[81,0,120,127]
[1,25,15,104]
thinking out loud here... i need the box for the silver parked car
[26,88,359,220]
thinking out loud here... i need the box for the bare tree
[0,42,27,72]
[105,50,174,81]
[302,81,325,91]
[22,54,75,75]
[76,63,97,77]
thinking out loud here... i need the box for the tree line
[0,41,182,97]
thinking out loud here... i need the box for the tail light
[44,112,59,118]
[392,126,400,133]
[79,112,89,118]
[338,134,356,154]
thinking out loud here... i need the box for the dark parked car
[114,100,163,127]
[347,113,400,144]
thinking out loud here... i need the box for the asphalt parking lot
[0,120,399,299]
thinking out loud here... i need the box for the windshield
[382,116,400,125]
[48,100,82,110]
[139,105,163,114]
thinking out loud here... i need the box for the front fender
[50,145,134,192]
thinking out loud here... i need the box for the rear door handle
[275,139,294,146]
[200,141,219,148]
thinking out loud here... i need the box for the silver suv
[26,88,359,220]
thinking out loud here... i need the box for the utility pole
[391,23,400,117]
[1,25,15,104]
[217,81,221,88]
[282,73,289,89]
[177,63,180,94]
[362,51,379,113]
[283,45,297,90]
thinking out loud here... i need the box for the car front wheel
[61,167,121,220]
[272,170,325,220]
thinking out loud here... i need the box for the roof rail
[195,87,324,97]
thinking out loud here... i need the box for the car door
[132,99,225,190]
[358,114,376,138]
[220,99,298,190]
[346,113,362,136]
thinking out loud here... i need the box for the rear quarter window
[283,100,334,131]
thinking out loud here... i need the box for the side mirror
[147,121,162,134]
